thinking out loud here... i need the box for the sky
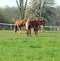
[56,0,60,6]
[0,0,17,7]
[0,0,60,7]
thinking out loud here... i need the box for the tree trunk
[16,0,28,20]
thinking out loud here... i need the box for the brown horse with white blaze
[25,19,38,36]
[14,19,27,34]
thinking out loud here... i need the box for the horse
[37,18,46,32]
[25,19,38,36]
[14,19,27,34]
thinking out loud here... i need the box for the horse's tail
[14,25,17,34]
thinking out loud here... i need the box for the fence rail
[0,23,60,31]
[0,23,14,30]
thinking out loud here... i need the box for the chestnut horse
[25,19,38,36]
[37,19,46,32]
[14,19,27,33]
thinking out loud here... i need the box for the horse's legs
[14,25,17,34]
[25,29,29,37]
[36,30,38,36]
[26,28,31,37]
[34,28,38,36]
[19,27,21,33]
[29,29,31,37]
[17,25,21,33]
[42,26,45,32]
[41,25,45,32]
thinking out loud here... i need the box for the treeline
[0,0,60,26]
[0,6,20,23]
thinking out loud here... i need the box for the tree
[0,8,7,23]
[28,0,56,25]
[16,0,28,19]
[54,6,60,26]
[29,0,55,18]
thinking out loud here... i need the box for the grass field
[0,30,60,61]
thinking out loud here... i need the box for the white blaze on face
[26,19,30,30]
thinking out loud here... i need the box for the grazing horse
[37,19,46,32]
[25,19,38,36]
[14,19,27,33]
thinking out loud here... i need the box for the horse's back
[14,19,27,26]
[26,19,38,29]
[38,19,46,26]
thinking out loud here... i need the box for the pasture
[0,30,60,61]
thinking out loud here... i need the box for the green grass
[0,30,60,61]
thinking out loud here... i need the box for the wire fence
[0,23,60,31]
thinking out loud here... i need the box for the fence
[0,23,14,30]
[45,26,60,31]
[0,23,60,31]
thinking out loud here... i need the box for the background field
[0,30,60,61]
